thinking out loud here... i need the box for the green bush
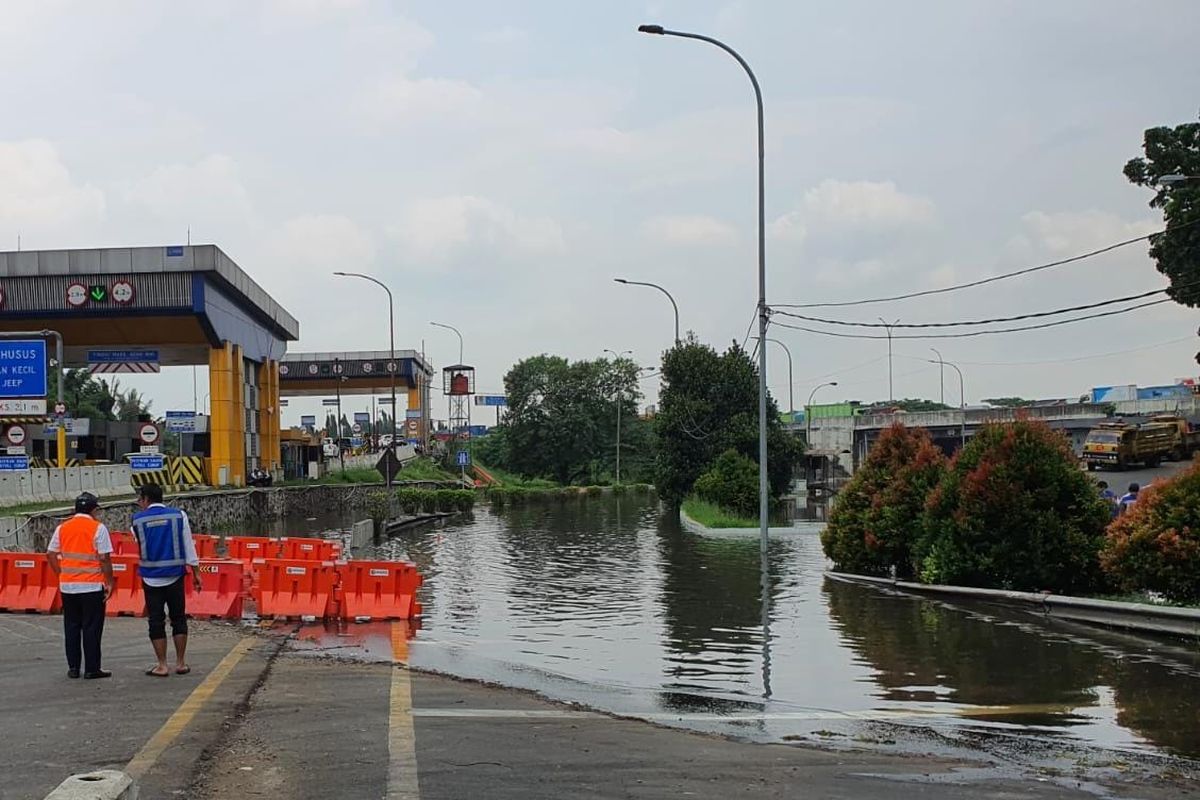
[918,421,1110,593]
[612,483,628,495]
[821,423,946,578]
[692,449,759,519]
[1101,463,1200,603]
[391,487,475,515]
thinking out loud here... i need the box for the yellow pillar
[406,386,422,443]
[208,342,247,487]
[258,359,280,471]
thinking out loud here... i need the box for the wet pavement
[3,615,1194,799]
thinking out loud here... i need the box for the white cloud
[770,179,937,243]
[1012,210,1158,256]
[643,214,738,247]
[390,195,565,262]
[353,75,484,128]
[262,214,376,275]
[0,139,105,232]
[476,25,528,46]
[124,154,255,231]
[261,0,366,25]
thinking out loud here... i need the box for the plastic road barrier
[252,558,337,619]
[109,531,139,557]
[193,533,219,559]
[105,555,145,616]
[225,536,282,564]
[185,559,245,619]
[0,553,61,613]
[279,537,338,562]
[337,560,423,621]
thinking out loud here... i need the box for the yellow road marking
[125,637,256,779]
[387,621,420,800]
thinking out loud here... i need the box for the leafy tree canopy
[1124,113,1200,306]
[982,397,1031,408]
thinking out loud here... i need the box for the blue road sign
[300,415,316,427]
[353,412,370,423]
[0,456,29,471]
[0,340,47,399]
[456,450,471,467]
[474,394,506,407]
[350,437,364,448]
[165,410,196,432]
[166,245,184,257]
[466,425,488,437]
[87,349,159,363]
[130,455,165,471]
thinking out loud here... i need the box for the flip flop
[175,666,192,675]
[145,667,169,677]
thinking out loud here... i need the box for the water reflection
[264,494,1200,758]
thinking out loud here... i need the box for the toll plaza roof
[279,350,433,396]
[0,244,298,364]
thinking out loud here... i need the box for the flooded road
[277,494,1200,761]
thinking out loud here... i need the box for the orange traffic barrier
[109,531,139,557]
[0,553,61,614]
[225,536,282,564]
[105,554,145,617]
[337,560,423,621]
[279,537,338,562]
[185,559,245,619]
[252,558,337,619]
[193,534,219,560]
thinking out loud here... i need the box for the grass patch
[681,497,757,529]
[477,463,561,489]
[397,458,458,482]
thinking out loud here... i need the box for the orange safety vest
[57,515,104,585]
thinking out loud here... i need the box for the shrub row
[486,484,653,505]
[362,488,476,519]
[822,421,1112,595]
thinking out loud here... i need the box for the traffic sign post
[129,454,165,471]
[138,423,160,446]
[5,424,26,447]
[0,455,29,471]
[165,410,197,433]
[0,340,48,399]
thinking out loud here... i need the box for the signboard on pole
[474,394,507,407]
[405,408,423,419]
[165,410,197,433]
[300,415,316,427]
[129,454,165,471]
[322,399,339,407]
[353,412,370,424]
[456,450,471,467]
[351,423,363,435]
[44,418,89,435]
[5,424,26,446]
[87,349,160,374]
[0,399,47,415]
[0,340,47,398]
[138,422,160,445]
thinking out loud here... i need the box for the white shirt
[48,514,113,595]
[141,503,200,588]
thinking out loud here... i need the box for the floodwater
[278,495,1200,761]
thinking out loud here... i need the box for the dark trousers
[62,590,106,673]
[143,577,188,640]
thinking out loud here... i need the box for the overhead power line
[888,335,1194,367]
[770,298,1172,340]
[772,285,1173,329]
[771,218,1200,310]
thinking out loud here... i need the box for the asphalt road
[1086,459,1188,493]
[2,617,1194,800]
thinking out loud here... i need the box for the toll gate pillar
[208,342,247,487]
[258,359,281,471]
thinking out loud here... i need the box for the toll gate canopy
[0,245,298,486]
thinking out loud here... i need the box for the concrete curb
[43,770,136,799]
[826,571,1200,639]
[679,507,794,537]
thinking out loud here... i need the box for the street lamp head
[332,271,347,276]
[1161,174,1188,186]
[829,381,838,387]
[613,278,628,284]
[638,24,665,34]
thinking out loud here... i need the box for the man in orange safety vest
[47,492,115,679]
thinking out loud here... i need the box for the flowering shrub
[821,423,946,578]
[1101,463,1200,603]
[693,449,760,518]
[918,421,1109,593]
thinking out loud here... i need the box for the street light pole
[334,357,345,474]
[639,23,771,629]
[604,349,633,483]
[333,271,396,486]
[762,338,793,414]
[927,357,966,447]
[929,347,945,406]
[430,321,464,366]
[805,381,838,447]
[613,278,680,344]
[879,318,899,402]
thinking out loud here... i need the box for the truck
[1082,422,1176,470]
[1148,415,1200,461]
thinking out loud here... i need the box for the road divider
[0,553,60,614]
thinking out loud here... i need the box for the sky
[1,0,1198,425]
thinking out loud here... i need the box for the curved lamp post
[613,278,680,344]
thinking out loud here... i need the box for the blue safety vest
[132,506,187,580]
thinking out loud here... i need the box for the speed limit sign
[6,425,26,446]
[138,422,160,445]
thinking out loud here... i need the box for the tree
[821,423,946,578]
[1124,114,1200,307]
[983,397,1031,408]
[693,450,759,517]
[110,379,153,421]
[63,368,117,421]
[654,337,802,507]
[500,353,641,484]
[918,421,1110,593]
[1101,462,1200,603]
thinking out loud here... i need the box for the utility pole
[334,357,345,473]
[930,347,944,406]
[879,318,899,403]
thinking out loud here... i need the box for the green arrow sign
[89,285,108,302]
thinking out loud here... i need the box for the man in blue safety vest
[1117,482,1140,516]
[132,484,202,677]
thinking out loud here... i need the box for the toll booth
[0,245,298,486]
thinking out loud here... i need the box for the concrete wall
[0,466,133,506]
